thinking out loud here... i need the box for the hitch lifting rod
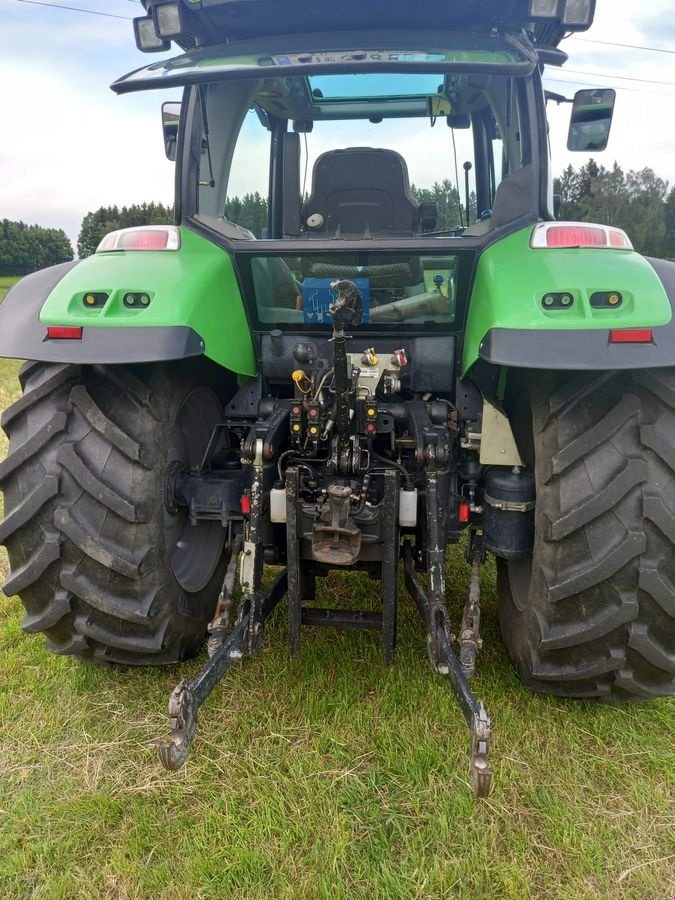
[403,545,492,798]
[158,571,287,771]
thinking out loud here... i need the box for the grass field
[0,275,20,303]
[0,306,673,897]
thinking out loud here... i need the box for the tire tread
[500,368,675,700]
[0,361,227,666]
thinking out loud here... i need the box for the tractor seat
[302,148,435,238]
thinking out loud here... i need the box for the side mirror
[162,101,181,161]
[567,89,615,152]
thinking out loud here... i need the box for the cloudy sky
[1,0,674,250]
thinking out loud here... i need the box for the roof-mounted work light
[561,0,595,27]
[528,0,594,27]
[528,0,559,18]
[133,15,171,53]
[152,2,186,40]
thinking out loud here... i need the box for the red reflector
[47,326,83,340]
[610,329,654,344]
[459,502,471,523]
[545,225,606,248]
[240,494,251,515]
[117,230,169,250]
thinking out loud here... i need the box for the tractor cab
[115,1,607,341]
[115,26,543,341]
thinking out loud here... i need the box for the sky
[1,0,674,251]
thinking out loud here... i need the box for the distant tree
[555,159,669,257]
[224,192,268,236]
[554,158,600,220]
[77,202,174,258]
[220,184,474,235]
[624,167,668,257]
[664,187,675,260]
[410,180,471,230]
[0,219,73,276]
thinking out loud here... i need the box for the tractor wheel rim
[164,386,225,593]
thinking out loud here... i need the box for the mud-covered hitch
[159,570,287,771]
[403,542,492,797]
[159,554,491,794]
[158,284,492,796]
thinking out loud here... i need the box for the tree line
[223,162,675,256]
[222,185,470,236]
[0,219,73,276]
[77,202,174,258]
[2,159,674,276]
[555,160,675,259]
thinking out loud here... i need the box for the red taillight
[46,326,83,340]
[610,329,654,344]
[458,502,470,523]
[608,229,629,248]
[96,226,181,253]
[117,230,169,251]
[545,225,606,248]
[531,222,633,250]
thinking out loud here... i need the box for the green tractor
[1,0,674,797]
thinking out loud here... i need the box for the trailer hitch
[158,570,287,771]
[403,542,492,797]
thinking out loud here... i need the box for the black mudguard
[479,257,675,371]
[0,263,204,364]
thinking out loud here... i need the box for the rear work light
[528,0,594,26]
[528,0,560,17]
[153,3,185,40]
[133,15,171,53]
[46,326,83,340]
[96,226,181,253]
[561,0,594,27]
[531,222,633,250]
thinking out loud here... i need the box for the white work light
[561,0,594,27]
[153,3,186,40]
[528,0,560,17]
[133,15,171,52]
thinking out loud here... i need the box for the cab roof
[112,29,537,95]
[140,0,594,52]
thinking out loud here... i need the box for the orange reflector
[610,329,653,344]
[47,326,83,340]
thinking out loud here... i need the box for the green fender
[462,227,673,377]
[34,227,256,375]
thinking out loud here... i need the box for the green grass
[0,275,21,303]
[0,364,673,899]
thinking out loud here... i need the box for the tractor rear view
[1,0,674,797]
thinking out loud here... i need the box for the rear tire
[0,360,231,665]
[499,369,675,700]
